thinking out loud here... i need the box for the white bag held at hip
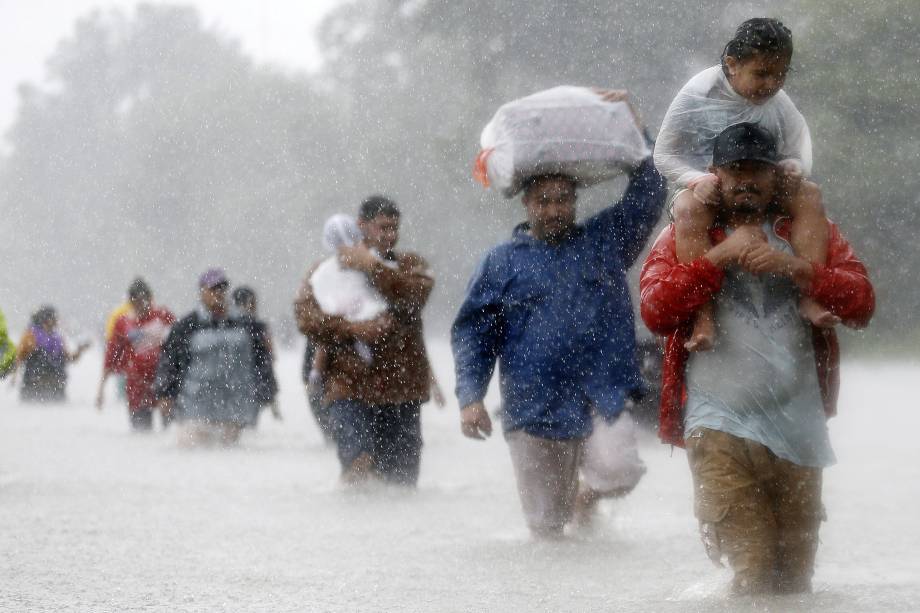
[580,411,647,495]
[474,86,650,198]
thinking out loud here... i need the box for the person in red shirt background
[97,278,175,431]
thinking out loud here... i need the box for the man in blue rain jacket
[451,96,666,537]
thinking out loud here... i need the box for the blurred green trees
[790,1,920,347]
[0,5,343,332]
[1,1,916,347]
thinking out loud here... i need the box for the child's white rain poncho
[474,86,650,198]
[654,66,812,187]
[309,214,389,363]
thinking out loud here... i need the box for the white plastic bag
[475,86,650,198]
[654,66,812,187]
[580,411,647,495]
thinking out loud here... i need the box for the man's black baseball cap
[711,122,779,167]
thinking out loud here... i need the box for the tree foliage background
[1,1,917,351]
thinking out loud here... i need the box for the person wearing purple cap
[153,268,278,445]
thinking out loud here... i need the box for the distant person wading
[231,285,282,426]
[13,306,88,403]
[0,308,16,379]
[153,269,278,446]
[97,278,175,431]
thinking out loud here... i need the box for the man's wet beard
[730,186,765,216]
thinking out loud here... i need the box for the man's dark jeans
[329,399,422,486]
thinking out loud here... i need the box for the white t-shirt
[683,222,834,468]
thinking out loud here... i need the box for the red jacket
[639,218,875,447]
[104,306,175,410]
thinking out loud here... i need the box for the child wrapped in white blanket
[309,214,395,364]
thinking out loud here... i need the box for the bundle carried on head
[474,86,650,198]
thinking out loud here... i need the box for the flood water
[1,342,918,612]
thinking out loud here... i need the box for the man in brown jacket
[295,195,434,486]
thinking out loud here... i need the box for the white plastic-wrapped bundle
[311,214,387,322]
[654,66,812,187]
[474,86,650,198]
[310,259,388,323]
[310,214,389,363]
[580,411,647,495]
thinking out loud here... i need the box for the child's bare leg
[786,182,840,328]
[674,190,717,351]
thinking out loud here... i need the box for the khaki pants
[686,428,824,594]
[505,430,583,537]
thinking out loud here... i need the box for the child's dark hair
[721,18,793,73]
[232,286,256,308]
[359,195,400,221]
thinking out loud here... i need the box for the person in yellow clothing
[104,301,134,399]
[105,302,134,340]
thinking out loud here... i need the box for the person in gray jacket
[154,269,277,446]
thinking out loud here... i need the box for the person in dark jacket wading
[153,269,278,446]
[451,96,667,538]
